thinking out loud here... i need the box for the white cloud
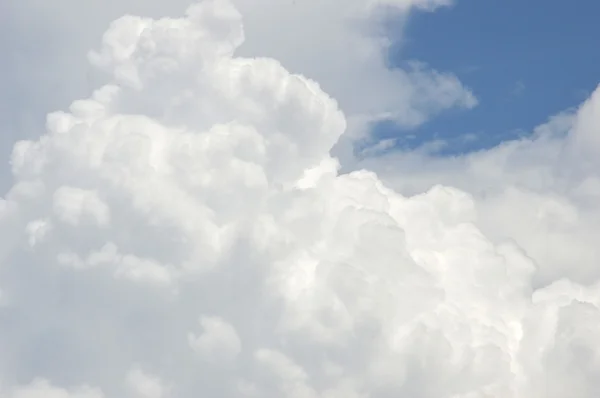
[25,218,52,247]
[126,368,168,398]
[357,88,600,287]
[232,0,476,125]
[353,86,600,395]
[0,0,474,191]
[53,187,110,227]
[0,0,598,397]
[189,316,242,361]
[1,379,104,398]
[254,349,318,398]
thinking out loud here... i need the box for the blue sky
[373,0,600,155]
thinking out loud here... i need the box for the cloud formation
[359,91,600,286]
[233,0,476,124]
[0,0,474,187]
[0,1,598,397]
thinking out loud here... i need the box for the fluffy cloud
[0,379,103,398]
[0,1,598,397]
[126,368,169,398]
[0,0,474,189]
[358,88,600,287]
[233,0,476,124]
[188,316,242,362]
[355,85,600,395]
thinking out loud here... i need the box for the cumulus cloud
[0,379,103,398]
[188,316,242,362]
[0,0,474,189]
[233,0,476,124]
[358,89,600,287]
[126,368,169,398]
[355,86,600,394]
[0,0,598,397]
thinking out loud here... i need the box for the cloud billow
[0,1,599,397]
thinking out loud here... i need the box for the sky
[0,0,600,397]
[370,0,600,154]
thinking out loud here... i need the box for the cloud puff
[0,379,103,398]
[126,368,169,398]
[359,86,600,287]
[356,85,600,395]
[188,315,242,362]
[0,0,474,190]
[0,1,598,397]
[233,0,476,126]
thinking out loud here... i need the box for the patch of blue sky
[370,0,600,156]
